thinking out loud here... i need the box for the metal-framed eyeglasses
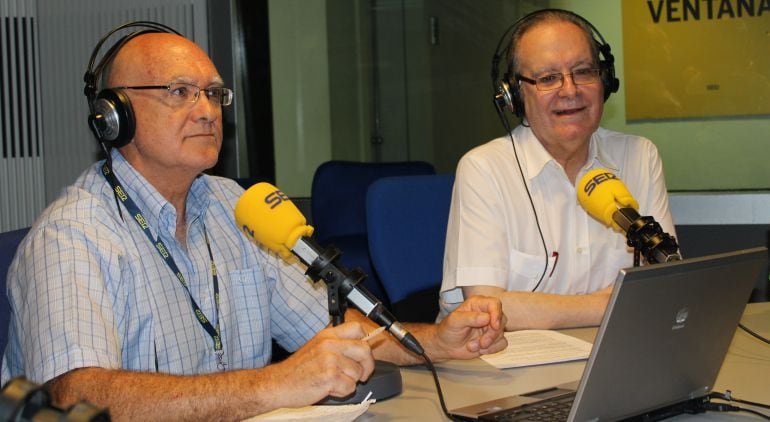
[109,82,234,107]
[515,68,602,91]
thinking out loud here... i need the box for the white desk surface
[362,302,770,421]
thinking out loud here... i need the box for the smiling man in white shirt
[439,9,676,331]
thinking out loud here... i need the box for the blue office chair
[366,174,454,322]
[311,160,435,305]
[0,227,31,352]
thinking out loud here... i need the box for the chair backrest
[366,174,454,322]
[0,227,31,352]
[311,160,435,243]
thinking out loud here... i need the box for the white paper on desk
[242,399,375,422]
[481,330,592,369]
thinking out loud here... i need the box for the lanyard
[102,163,227,371]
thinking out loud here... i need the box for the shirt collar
[514,125,551,181]
[514,126,619,181]
[107,149,211,232]
[585,129,620,174]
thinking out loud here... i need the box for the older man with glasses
[439,9,676,331]
[2,25,506,421]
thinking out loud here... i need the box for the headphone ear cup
[494,79,525,119]
[597,43,619,102]
[89,89,135,149]
[494,80,513,115]
[600,61,620,102]
[509,80,524,118]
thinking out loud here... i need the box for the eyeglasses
[110,82,234,107]
[515,68,602,91]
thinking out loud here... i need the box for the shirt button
[577,247,585,254]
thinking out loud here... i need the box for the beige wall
[269,0,333,197]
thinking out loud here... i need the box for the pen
[362,326,386,343]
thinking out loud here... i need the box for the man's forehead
[112,32,219,81]
[517,22,593,66]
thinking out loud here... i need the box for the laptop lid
[450,247,767,421]
[569,247,766,421]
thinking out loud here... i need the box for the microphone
[234,182,425,356]
[577,169,681,264]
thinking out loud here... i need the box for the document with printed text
[481,330,592,369]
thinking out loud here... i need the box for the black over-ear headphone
[84,21,181,149]
[491,9,620,119]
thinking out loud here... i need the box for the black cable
[421,353,464,422]
[703,402,770,420]
[739,408,770,420]
[739,323,770,345]
[711,391,770,410]
[493,105,549,292]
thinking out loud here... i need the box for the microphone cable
[705,391,770,419]
[419,352,464,422]
[738,322,770,345]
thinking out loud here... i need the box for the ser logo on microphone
[264,189,290,209]
[582,171,617,196]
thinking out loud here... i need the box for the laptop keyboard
[479,392,576,421]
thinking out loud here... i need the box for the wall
[422,1,524,174]
[268,0,333,197]
[326,0,372,163]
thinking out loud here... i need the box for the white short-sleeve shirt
[439,125,676,317]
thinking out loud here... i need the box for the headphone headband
[84,21,181,105]
[491,9,620,119]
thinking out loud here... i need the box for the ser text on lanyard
[102,162,227,371]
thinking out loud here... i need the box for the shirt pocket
[224,267,272,363]
[508,248,556,292]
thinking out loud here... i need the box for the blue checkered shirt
[2,150,329,384]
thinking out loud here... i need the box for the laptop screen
[569,247,767,421]
[450,247,767,421]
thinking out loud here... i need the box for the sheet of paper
[481,330,592,369]
[242,399,375,422]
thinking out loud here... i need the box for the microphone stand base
[318,360,402,405]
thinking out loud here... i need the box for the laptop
[450,247,767,421]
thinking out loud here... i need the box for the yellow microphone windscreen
[234,182,314,260]
[576,169,639,231]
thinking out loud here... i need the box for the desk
[363,302,770,421]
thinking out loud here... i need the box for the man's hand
[269,322,376,406]
[434,295,507,360]
[463,284,614,331]
[46,323,377,420]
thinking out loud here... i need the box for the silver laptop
[451,247,767,421]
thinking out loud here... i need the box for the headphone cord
[493,104,549,292]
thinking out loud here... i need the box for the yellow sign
[622,0,770,120]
